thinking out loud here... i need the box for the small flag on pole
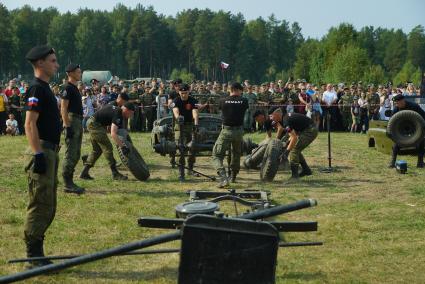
[220,61,229,69]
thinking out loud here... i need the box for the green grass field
[1,132,424,283]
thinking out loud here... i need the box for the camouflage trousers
[289,126,318,165]
[62,113,83,178]
[85,117,116,167]
[212,126,244,174]
[24,146,59,243]
[175,124,195,167]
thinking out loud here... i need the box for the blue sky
[3,0,425,38]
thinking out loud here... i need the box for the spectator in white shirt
[6,113,19,135]
[321,84,337,131]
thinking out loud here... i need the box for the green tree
[325,45,369,83]
[0,4,16,76]
[362,65,387,85]
[47,12,78,68]
[393,61,421,86]
[293,39,320,81]
[407,25,425,71]
[383,29,407,77]
[75,12,112,70]
[193,10,215,80]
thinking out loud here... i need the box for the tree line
[0,3,424,86]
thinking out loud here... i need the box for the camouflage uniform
[85,117,116,167]
[140,92,156,131]
[242,92,257,131]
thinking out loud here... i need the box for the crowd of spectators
[0,76,423,137]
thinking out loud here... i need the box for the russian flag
[28,97,39,107]
[220,62,229,69]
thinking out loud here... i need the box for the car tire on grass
[260,139,283,181]
[116,129,150,181]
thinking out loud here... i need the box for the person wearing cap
[269,107,318,181]
[172,83,199,181]
[139,82,157,132]
[388,94,425,168]
[243,85,257,132]
[80,102,135,180]
[212,82,248,187]
[61,63,85,194]
[23,45,61,268]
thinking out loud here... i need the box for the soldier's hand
[33,153,47,174]
[121,145,130,156]
[64,127,74,139]
[193,124,199,133]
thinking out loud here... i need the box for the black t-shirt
[393,101,425,120]
[93,104,124,127]
[62,82,83,115]
[173,96,198,124]
[284,113,313,132]
[168,90,178,101]
[219,95,248,126]
[26,78,62,145]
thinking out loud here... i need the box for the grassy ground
[0,131,424,283]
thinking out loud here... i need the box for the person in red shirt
[4,80,16,97]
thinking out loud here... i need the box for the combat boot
[299,156,312,177]
[417,154,424,168]
[388,152,397,168]
[80,165,94,180]
[111,165,128,180]
[187,164,200,177]
[63,175,85,194]
[179,165,185,182]
[25,238,53,269]
[285,163,299,183]
[217,169,229,188]
[230,171,238,183]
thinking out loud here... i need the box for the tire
[243,143,268,169]
[116,129,150,181]
[260,139,283,182]
[387,110,425,147]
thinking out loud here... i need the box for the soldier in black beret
[61,63,85,194]
[23,45,61,268]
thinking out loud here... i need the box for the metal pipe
[237,199,317,220]
[8,248,180,264]
[0,231,180,284]
[279,241,323,247]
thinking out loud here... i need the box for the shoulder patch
[28,97,39,107]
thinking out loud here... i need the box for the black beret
[65,63,80,73]
[91,78,99,84]
[180,83,190,91]
[174,78,183,84]
[119,93,129,101]
[25,45,55,62]
[392,94,405,101]
[123,102,135,111]
[231,82,243,90]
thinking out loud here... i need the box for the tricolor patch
[28,97,39,107]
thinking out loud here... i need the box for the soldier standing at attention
[79,103,135,180]
[61,63,85,194]
[172,83,199,182]
[23,45,61,268]
[212,82,248,188]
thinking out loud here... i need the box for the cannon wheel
[260,139,283,182]
[117,129,150,181]
[387,110,425,147]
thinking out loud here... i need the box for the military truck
[368,96,425,155]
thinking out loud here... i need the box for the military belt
[40,140,60,152]
[69,113,83,119]
[222,125,243,130]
